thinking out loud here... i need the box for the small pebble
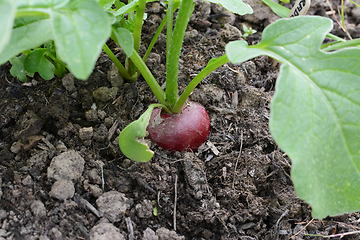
[156,228,185,240]
[47,150,85,182]
[135,199,153,219]
[97,110,106,120]
[79,127,94,141]
[96,191,132,222]
[89,222,125,240]
[143,228,157,240]
[92,87,118,102]
[31,200,47,218]
[22,175,33,186]
[49,179,75,201]
[89,184,103,198]
[62,74,76,92]
[107,63,124,89]
[85,109,98,122]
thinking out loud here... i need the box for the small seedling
[241,24,257,39]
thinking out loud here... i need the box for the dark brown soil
[1,0,360,239]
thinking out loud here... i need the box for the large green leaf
[0,0,16,55]
[51,0,111,80]
[204,0,253,15]
[0,19,53,64]
[226,16,360,219]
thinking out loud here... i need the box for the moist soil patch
[1,1,360,239]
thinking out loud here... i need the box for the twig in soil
[107,120,119,141]
[125,217,134,240]
[157,191,162,208]
[77,197,101,218]
[306,230,360,238]
[173,174,178,231]
[290,218,314,239]
[232,130,243,189]
[101,164,105,191]
[325,0,352,40]
[214,211,229,232]
[225,64,240,74]
[275,209,289,231]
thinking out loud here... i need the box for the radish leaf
[51,0,111,80]
[24,48,55,80]
[119,104,166,162]
[226,16,360,219]
[0,0,16,54]
[204,0,253,15]
[112,28,134,57]
[10,54,35,82]
[0,19,53,65]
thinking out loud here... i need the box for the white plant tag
[288,0,311,18]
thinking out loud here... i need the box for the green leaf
[16,0,69,9]
[226,16,360,219]
[24,48,55,80]
[261,0,289,18]
[97,0,115,10]
[112,28,134,57]
[51,0,111,80]
[0,0,16,55]
[119,104,165,162]
[113,0,156,16]
[204,0,253,15]
[10,54,35,82]
[0,19,53,65]
[113,0,138,16]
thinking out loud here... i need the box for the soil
[1,0,360,239]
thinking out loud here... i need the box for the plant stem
[165,0,194,107]
[144,17,167,62]
[129,49,166,105]
[133,0,146,52]
[126,0,146,77]
[143,2,180,62]
[166,0,173,80]
[172,54,229,113]
[45,52,67,78]
[102,44,133,81]
[322,38,360,51]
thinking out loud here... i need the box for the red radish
[147,101,210,152]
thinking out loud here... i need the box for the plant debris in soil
[1,0,360,239]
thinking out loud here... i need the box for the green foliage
[119,104,166,162]
[117,0,250,162]
[112,28,134,57]
[51,0,111,79]
[261,0,289,17]
[0,0,111,80]
[0,19,53,65]
[205,0,252,15]
[10,54,34,82]
[226,16,360,219]
[241,25,257,39]
[0,0,16,54]
[24,49,55,80]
